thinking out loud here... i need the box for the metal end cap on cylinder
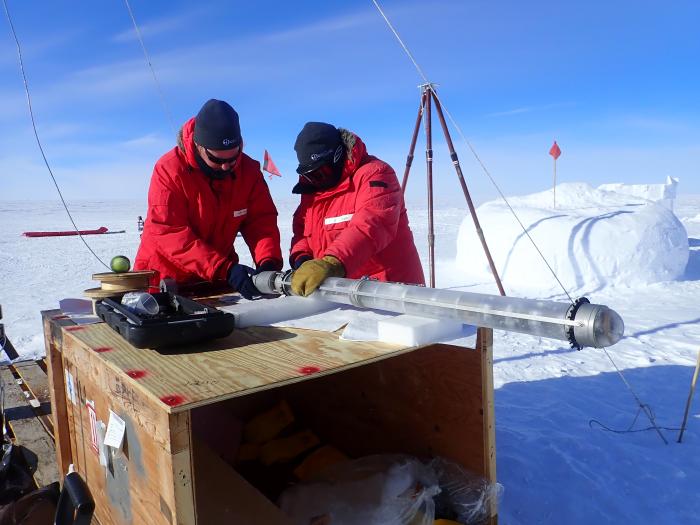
[252,270,293,296]
[570,302,625,348]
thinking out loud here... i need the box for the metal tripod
[402,83,506,295]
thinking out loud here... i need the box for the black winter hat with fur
[294,122,343,174]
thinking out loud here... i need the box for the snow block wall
[456,183,689,293]
[598,175,679,211]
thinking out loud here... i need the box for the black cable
[2,0,110,270]
[589,405,681,435]
[123,0,176,135]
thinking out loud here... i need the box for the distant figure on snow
[288,122,424,296]
[134,99,282,298]
[137,215,144,232]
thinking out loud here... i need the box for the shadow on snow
[495,365,699,525]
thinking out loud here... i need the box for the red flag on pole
[262,149,282,178]
[549,141,561,160]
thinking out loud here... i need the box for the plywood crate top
[58,320,414,414]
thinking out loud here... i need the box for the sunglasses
[201,146,241,166]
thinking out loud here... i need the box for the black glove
[256,258,283,272]
[291,254,312,270]
[227,264,261,300]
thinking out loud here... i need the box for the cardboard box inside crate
[192,342,495,523]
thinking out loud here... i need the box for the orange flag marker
[263,149,282,178]
[549,141,561,160]
[549,141,561,208]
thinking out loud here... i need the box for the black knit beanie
[194,99,242,150]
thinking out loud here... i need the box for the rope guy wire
[599,346,669,443]
[370,0,574,304]
[2,0,110,270]
[370,0,670,444]
[123,0,177,136]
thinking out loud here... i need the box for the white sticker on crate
[104,410,127,450]
[64,369,77,405]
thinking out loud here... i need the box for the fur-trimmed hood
[338,128,367,174]
[175,118,200,171]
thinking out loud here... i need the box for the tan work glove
[291,255,345,297]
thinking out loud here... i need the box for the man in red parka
[289,122,424,296]
[134,99,282,298]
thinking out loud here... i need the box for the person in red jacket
[134,99,282,298]
[289,122,424,296]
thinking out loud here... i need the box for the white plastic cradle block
[377,314,464,347]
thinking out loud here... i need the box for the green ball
[110,255,131,273]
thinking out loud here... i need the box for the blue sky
[1,0,698,204]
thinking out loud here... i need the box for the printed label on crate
[64,368,77,405]
[86,399,99,455]
[104,410,126,449]
[96,421,108,467]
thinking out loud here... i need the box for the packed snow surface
[457,183,689,293]
[598,175,679,211]
[1,190,699,525]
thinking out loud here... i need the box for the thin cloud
[259,10,380,42]
[31,122,88,141]
[486,102,576,118]
[4,2,430,110]
[603,115,697,133]
[257,1,429,43]
[0,28,79,67]
[120,133,167,149]
[0,149,157,200]
[111,10,203,43]
[487,107,533,117]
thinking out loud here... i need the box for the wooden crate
[43,309,496,524]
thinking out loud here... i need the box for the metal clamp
[565,297,590,350]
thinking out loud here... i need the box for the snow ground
[0,193,699,524]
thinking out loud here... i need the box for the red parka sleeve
[289,198,313,267]
[240,170,283,269]
[146,163,231,281]
[324,162,402,276]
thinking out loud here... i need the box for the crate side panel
[63,336,184,525]
[42,311,74,477]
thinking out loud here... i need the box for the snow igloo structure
[456,183,689,293]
